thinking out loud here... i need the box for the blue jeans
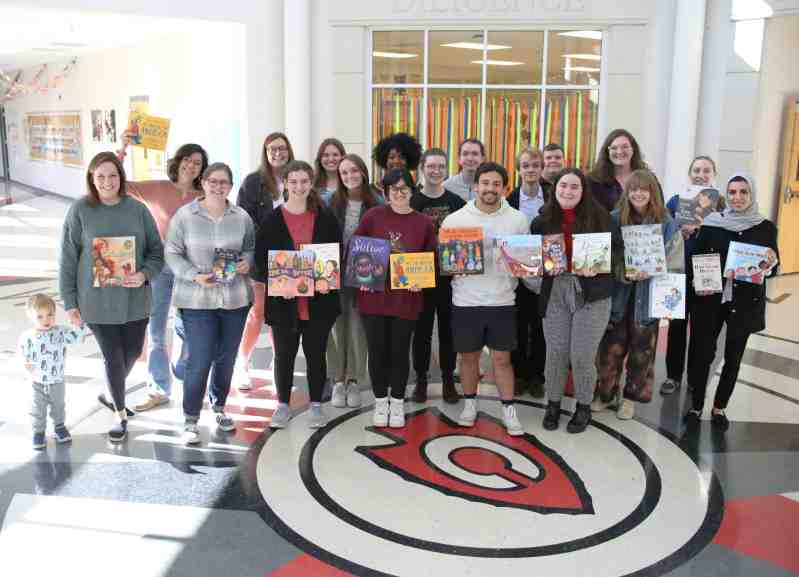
[180,306,250,421]
[147,267,186,397]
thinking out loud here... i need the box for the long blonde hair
[619,169,666,225]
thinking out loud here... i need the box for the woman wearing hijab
[686,174,778,430]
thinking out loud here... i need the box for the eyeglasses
[267,145,289,154]
[205,178,231,188]
[389,186,412,195]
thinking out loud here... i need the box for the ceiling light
[561,53,600,61]
[471,59,524,67]
[441,42,511,51]
[563,66,600,72]
[557,31,602,40]
[373,51,417,59]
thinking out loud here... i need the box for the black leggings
[272,318,335,404]
[89,318,149,412]
[412,280,456,381]
[361,314,415,400]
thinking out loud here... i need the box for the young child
[18,294,86,450]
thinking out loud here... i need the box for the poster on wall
[126,96,167,181]
[26,111,83,167]
[104,110,117,144]
[91,110,103,142]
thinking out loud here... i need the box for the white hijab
[702,173,765,232]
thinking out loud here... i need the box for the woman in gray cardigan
[59,152,164,442]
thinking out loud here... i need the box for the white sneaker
[458,398,477,427]
[346,380,362,408]
[617,398,635,420]
[502,404,524,436]
[270,403,291,428]
[308,404,327,429]
[183,423,200,445]
[331,381,347,407]
[235,356,252,390]
[373,397,389,427]
[389,397,405,428]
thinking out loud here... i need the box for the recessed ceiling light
[557,31,602,40]
[561,53,600,61]
[441,42,511,51]
[471,59,524,67]
[373,51,417,59]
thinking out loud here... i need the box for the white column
[284,0,312,161]
[663,0,707,196]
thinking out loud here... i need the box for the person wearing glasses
[410,148,465,404]
[237,132,295,389]
[354,169,436,428]
[165,163,255,445]
[589,129,651,212]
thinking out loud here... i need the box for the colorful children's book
[542,234,567,276]
[267,250,315,297]
[389,252,436,289]
[438,227,485,276]
[92,236,135,287]
[621,224,667,277]
[301,242,341,291]
[692,253,723,292]
[649,273,686,319]
[676,186,720,226]
[344,236,390,291]
[212,249,239,284]
[572,232,612,275]
[724,241,775,285]
[494,235,543,277]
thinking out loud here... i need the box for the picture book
[676,186,720,226]
[301,242,341,292]
[267,250,315,297]
[692,253,723,292]
[438,227,485,276]
[494,235,543,277]
[212,249,239,284]
[92,236,135,288]
[344,236,390,291]
[572,233,612,275]
[649,273,686,319]
[542,234,567,276]
[724,241,775,285]
[390,252,436,289]
[621,224,667,277]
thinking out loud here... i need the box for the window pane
[543,89,599,170]
[485,89,541,189]
[429,31,484,84]
[547,30,602,86]
[373,31,423,84]
[485,31,544,85]
[426,88,482,176]
[371,88,423,180]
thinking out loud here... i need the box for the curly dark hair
[372,132,422,171]
[167,143,208,189]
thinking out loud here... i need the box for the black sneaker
[98,395,135,418]
[528,375,545,399]
[543,400,561,431]
[53,424,72,444]
[660,378,680,395]
[108,420,128,443]
[683,409,702,427]
[411,376,428,403]
[711,410,730,431]
[442,379,460,405]
[567,403,592,434]
[32,431,46,450]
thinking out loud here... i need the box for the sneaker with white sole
[389,397,405,428]
[270,403,291,429]
[660,378,680,395]
[331,382,347,408]
[502,404,524,436]
[373,397,389,427]
[32,431,46,450]
[458,398,477,427]
[308,404,327,429]
[215,411,236,432]
[346,380,362,408]
[53,423,72,444]
[617,398,635,420]
[591,390,620,413]
[234,357,252,391]
[183,423,200,445]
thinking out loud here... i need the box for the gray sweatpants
[543,275,612,405]
[327,289,368,384]
[30,380,66,433]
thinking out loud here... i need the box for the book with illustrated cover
[92,236,135,287]
[542,234,567,276]
[692,253,723,292]
[212,249,239,284]
[438,227,485,276]
[724,241,775,285]
[389,252,436,289]
[649,273,686,319]
[267,250,315,297]
[301,242,341,292]
[344,236,390,291]
[621,224,667,277]
[494,235,543,277]
[676,186,720,226]
[572,233,612,275]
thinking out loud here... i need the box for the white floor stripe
[748,333,799,359]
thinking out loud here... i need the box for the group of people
[21,126,778,449]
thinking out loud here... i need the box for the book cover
[212,249,239,284]
[692,253,723,292]
[390,252,436,289]
[344,236,390,291]
[267,250,315,297]
[572,232,612,275]
[92,236,135,288]
[301,242,341,291]
[438,227,485,276]
[649,273,687,319]
[724,241,775,285]
[676,186,720,226]
[542,234,567,276]
[494,235,543,277]
[621,224,667,277]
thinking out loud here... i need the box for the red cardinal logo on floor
[355,408,594,515]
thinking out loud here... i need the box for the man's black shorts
[451,305,517,353]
